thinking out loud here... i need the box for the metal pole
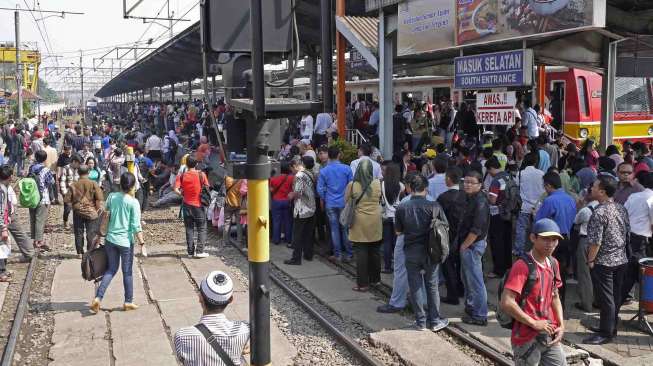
[15,11,23,120]
[171,83,175,102]
[600,39,617,151]
[168,0,173,39]
[80,51,84,122]
[335,0,345,136]
[310,55,318,99]
[248,1,270,366]
[212,75,216,103]
[188,80,192,101]
[320,0,333,112]
[379,10,394,159]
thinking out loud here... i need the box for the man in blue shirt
[368,102,380,135]
[535,171,577,307]
[317,146,353,262]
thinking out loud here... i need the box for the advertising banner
[456,0,604,46]
[398,0,455,56]
[454,49,533,89]
[476,91,517,125]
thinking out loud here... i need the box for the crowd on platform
[0,94,650,365]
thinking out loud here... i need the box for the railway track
[0,256,37,366]
[225,235,387,366]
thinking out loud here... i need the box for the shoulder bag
[81,214,108,282]
[339,181,371,228]
[194,323,237,366]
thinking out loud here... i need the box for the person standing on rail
[91,172,145,314]
[500,218,566,366]
[174,270,250,365]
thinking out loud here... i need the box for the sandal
[0,274,11,282]
[352,286,369,292]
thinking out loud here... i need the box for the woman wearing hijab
[346,159,383,292]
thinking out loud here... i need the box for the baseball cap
[531,218,563,239]
[200,271,234,305]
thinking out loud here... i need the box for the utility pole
[167,0,173,39]
[336,0,345,137]
[320,0,333,112]
[15,10,23,121]
[80,50,84,123]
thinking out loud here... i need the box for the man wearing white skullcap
[174,271,250,365]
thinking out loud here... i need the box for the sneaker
[188,254,194,259]
[123,303,139,311]
[413,323,427,331]
[341,256,352,264]
[461,315,487,326]
[283,259,301,265]
[194,252,210,258]
[430,319,449,332]
[376,304,402,313]
[90,298,101,314]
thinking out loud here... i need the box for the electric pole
[80,50,84,122]
[15,10,23,121]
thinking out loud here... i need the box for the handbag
[180,172,212,207]
[339,182,371,228]
[81,238,107,282]
[194,323,237,366]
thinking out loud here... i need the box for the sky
[0,0,201,91]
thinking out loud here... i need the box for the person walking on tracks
[500,218,566,366]
[90,172,145,314]
[27,150,56,251]
[174,156,210,258]
[174,270,250,366]
[67,165,104,257]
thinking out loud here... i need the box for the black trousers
[73,213,98,254]
[592,263,626,337]
[621,233,648,302]
[442,251,464,299]
[488,215,513,276]
[553,235,570,308]
[63,202,72,225]
[291,216,315,262]
[352,241,381,287]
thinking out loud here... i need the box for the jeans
[513,338,567,366]
[389,235,425,309]
[183,205,207,255]
[461,240,488,320]
[352,241,381,287]
[291,216,315,261]
[73,213,98,254]
[29,205,49,241]
[382,219,396,271]
[325,207,352,259]
[96,241,135,303]
[514,212,532,257]
[405,245,444,327]
[592,263,626,337]
[271,199,292,244]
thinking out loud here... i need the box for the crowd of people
[0,93,650,366]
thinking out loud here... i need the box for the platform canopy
[95,0,366,98]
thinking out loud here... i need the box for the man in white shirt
[574,199,600,311]
[300,114,314,141]
[622,172,653,304]
[313,112,332,147]
[145,133,163,161]
[350,143,382,179]
[427,156,448,201]
[514,153,545,257]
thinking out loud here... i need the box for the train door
[432,87,451,103]
[550,81,566,131]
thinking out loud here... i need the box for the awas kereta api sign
[454,49,533,89]
[476,91,517,125]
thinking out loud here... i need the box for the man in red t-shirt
[500,218,566,366]
[174,156,209,258]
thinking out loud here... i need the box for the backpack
[166,136,178,155]
[496,255,558,329]
[427,204,450,264]
[499,175,522,221]
[18,166,43,208]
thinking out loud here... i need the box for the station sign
[476,91,516,125]
[454,49,533,89]
[398,0,455,56]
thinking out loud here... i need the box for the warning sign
[476,92,516,125]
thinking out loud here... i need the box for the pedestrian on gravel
[500,218,566,366]
[174,270,250,366]
[60,154,82,230]
[28,150,55,251]
[90,172,145,314]
[459,169,490,326]
[68,165,104,256]
[284,156,316,265]
[316,146,353,263]
[269,162,294,246]
[0,165,34,282]
[174,156,210,259]
[394,174,449,332]
[346,159,382,292]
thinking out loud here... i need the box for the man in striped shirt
[174,271,250,365]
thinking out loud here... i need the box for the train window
[615,77,650,113]
[577,77,590,116]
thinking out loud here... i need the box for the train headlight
[579,128,589,138]
[648,126,653,136]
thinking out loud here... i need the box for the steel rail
[0,256,37,366]
[226,235,385,366]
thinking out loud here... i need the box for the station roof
[95,1,366,98]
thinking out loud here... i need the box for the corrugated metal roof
[337,16,378,51]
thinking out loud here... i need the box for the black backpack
[427,204,450,264]
[499,174,522,221]
[496,255,558,329]
[166,136,178,155]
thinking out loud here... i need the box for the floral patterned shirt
[292,170,316,219]
[587,201,629,267]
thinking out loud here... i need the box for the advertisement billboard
[476,91,517,125]
[456,0,605,46]
[454,49,533,89]
[398,0,455,56]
